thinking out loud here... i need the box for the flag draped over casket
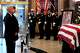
[57,24,80,49]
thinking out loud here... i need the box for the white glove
[38,22,41,24]
[28,23,30,27]
[52,13,55,16]
[45,21,47,24]
[30,20,32,22]
[53,22,55,26]
[29,16,31,19]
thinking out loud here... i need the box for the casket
[57,24,80,53]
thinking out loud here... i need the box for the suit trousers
[5,38,15,53]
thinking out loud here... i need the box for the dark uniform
[38,10,45,39]
[45,12,52,40]
[28,12,36,39]
[51,13,61,40]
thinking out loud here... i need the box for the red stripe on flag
[44,0,48,15]
[60,28,76,39]
[36,0,41,13]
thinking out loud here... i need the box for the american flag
[44,0,48,15]
[57,24,80,49]
[36,0,41,13]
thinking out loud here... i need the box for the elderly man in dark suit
[4,6,19,53]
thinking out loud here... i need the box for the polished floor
[0,38,6,53]
[30,36,62,53]
[0,36,62,53]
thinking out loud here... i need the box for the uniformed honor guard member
[38,9,45,39]
[28,9,36,39]
[52,12,61,40]
[45,9,52,40]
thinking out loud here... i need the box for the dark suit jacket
[4,13,19,41]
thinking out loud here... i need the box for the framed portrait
[61,10,73,25]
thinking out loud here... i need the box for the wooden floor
[0,36,62,53]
